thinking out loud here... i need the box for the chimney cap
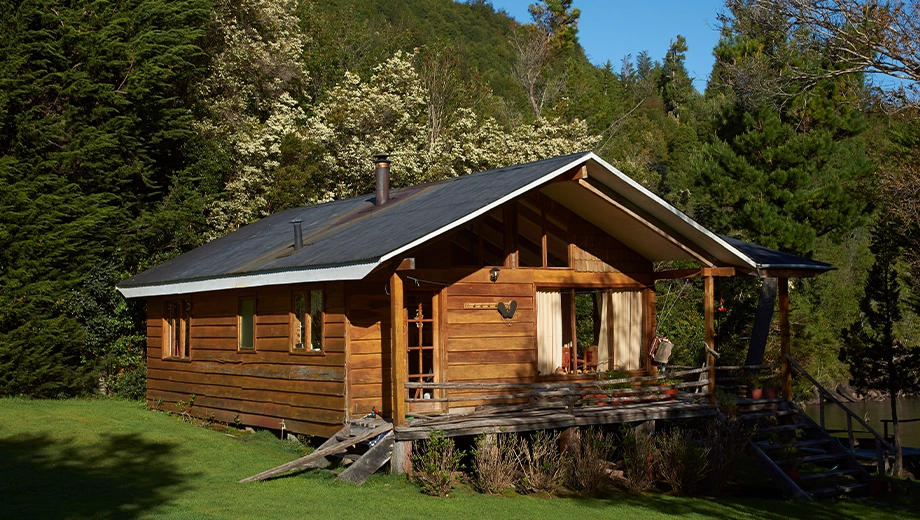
[373,153,390,164]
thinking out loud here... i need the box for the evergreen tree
[657,35,696,118]
[840,217,920,476]
[0,0,213,396]
[691,2,872,256]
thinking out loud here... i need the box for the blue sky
[491,0,726,91]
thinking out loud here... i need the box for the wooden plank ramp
[338,431,395,484]
[240,420,393,483]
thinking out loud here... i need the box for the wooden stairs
[240,417,394,485]
[739,398,871,500]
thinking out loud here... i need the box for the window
[291,289,323,352]
[163,299,191,359]
[536,289,644,375]
[239,297,255,350]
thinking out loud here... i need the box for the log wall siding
[345,281,393,419]
[443,279,537,409]
[145,282,347,438]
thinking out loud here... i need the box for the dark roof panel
[718,235,833,272]
[120,152,591,288]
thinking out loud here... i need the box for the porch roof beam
[653,267,736,280]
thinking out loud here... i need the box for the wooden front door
[405,291,442,413]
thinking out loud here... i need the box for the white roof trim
[584,154,759,270]
[117,261,378,298]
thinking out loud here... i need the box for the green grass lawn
[0,398,916,520]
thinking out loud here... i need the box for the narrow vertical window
[239,297,255,350]
[310,289,323,351]
[292,293,307,350]
[291,290,323,353]
[163,299,190,359]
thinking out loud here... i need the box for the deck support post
[779,278,791,401]
[704,272,716,404]
[390,440,412,475]
[391,272,407,427]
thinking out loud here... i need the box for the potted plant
[658,377,682,400]
[761,374,779,399]
[601,369,633,405]
[747,373,764,400]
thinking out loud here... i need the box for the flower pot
[595,393,608,406]
[661,388,678,401]
[751,388,764,400]
[764,387,778,399]
[785,469,801,482]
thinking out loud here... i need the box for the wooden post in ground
[390,272,406,427]
[644,288,656,373]
[779,278,791,401]
[704,272,716,404]
[390,440,412,475]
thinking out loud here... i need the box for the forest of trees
[1,0,918,405]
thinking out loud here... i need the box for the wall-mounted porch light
[490,266,500,283]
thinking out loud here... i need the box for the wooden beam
[704,274,716,404]
[779,278,791,401]
[400,267,651,289]
[653,267,736,280]
[577,179,714,266]
[396,258,416,271]
[644,288,656,373]
[549,164,588,183]
[702,267,736,278]
[390,272,407,427]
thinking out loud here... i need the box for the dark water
[802,396,920,448]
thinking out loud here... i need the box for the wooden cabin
[118,152,831,441]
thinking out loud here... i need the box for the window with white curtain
[537,289,644,374]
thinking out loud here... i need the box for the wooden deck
[394,396,716,440]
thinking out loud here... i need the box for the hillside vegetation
[0,0,918,403]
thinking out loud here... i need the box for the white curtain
[536,290,562,375]
[597,290,611,372]
[611,291,644,370]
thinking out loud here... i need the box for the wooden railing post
[390,272,406,427]
[877,444,885,475]
[847,415,855,456]
[704,272,716,404]
[819,394,825,430]
[779,278,791,401]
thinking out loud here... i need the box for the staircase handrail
[785,353,895,452]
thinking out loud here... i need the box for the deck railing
[712,363,778,396]
[404,367,711,411]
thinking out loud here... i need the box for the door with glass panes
[405,291,442,413]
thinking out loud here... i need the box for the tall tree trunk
[745,277,777,367]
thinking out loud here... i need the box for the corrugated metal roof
[119,152,592,293]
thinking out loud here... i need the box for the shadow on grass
[0,432,194,519]
[565,488,878,520]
